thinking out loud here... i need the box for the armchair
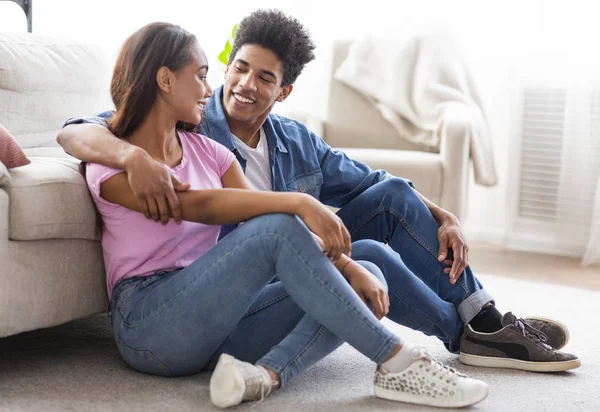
[293,40,471,221]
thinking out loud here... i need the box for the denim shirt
[201,86,407,204]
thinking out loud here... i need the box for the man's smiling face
[222,44,292,125]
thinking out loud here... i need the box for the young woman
[86,22,488,409]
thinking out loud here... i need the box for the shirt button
[299,186,306,193]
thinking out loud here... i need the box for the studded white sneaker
[374,347,489,408]
[210,354,277,408]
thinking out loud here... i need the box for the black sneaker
[459,312,580,372]
[523,316,569,350]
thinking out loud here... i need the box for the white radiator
[509,87,600,256]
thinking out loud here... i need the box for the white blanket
[334,34,498,186]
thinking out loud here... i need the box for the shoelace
[515,318,552,350]
[411,347,466,381]
[245,373,278,406]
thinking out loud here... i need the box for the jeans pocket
[115,334,173,377]
[113,278,147,314]
[113,272,174,322]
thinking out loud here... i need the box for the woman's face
[167,42,213,125]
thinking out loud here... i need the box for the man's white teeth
[234,94,255,104]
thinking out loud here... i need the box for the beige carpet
[1,274,598,412]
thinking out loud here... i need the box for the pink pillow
[0,122,30,168]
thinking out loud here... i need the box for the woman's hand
[296,196,351,262]
[344,261,389,320]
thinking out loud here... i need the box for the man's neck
[224,109,269,149]
[228,123,262,149]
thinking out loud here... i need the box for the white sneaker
[374,347,489,408]
[210,353,277,408]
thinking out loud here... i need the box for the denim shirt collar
[202,85,288,157]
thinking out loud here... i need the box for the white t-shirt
[232,127,272,191]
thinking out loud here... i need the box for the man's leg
[351,239,464,352]
[336,178,573,357]
[336,177,493,325]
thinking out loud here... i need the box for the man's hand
[124,148,190,224]
[343,261,389,320]
[436,213,469,284]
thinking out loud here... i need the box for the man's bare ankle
[263,367,281,390]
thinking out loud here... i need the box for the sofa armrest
[288,111,325,138]
[438,113,471,222]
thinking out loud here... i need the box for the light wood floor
[469,243,600,290]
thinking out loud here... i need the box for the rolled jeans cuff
[457,289,494,324]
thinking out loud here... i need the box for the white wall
[3,0,599,245]
[0,1,27,31]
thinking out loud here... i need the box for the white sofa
[0,32,111,338]
[293,40,471,221]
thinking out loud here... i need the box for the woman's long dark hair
[109,22,198,138]
[82,22,198,230]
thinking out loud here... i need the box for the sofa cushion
[0,122,30,168]
[23,146,72,159]
[4,157,99,241]
[0,32,111,149]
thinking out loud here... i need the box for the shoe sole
[459,353,581,372]
[210,354,245,408]
[374,385,489,408]
[525,315,570,350]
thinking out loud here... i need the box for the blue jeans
[109,214,400,386]
[337,178,494,352]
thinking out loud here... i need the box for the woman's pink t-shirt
[86,131,236,297]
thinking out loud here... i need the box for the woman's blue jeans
[110,213,401,386]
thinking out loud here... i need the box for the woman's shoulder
[179,130,216,146]
[178,130,231,155]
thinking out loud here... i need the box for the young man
[58,10,579,374]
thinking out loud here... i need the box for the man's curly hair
[229,9,316,86]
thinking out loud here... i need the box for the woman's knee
[248,213,296,227]
[241,214,319,257]
[246,213,308,236]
